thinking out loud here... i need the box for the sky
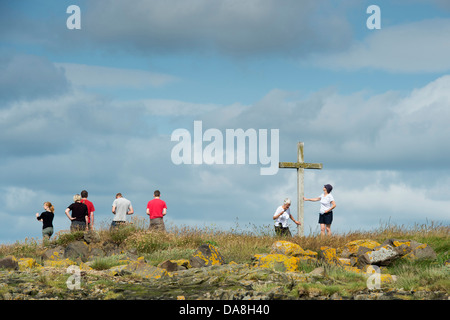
[1,0,449,243]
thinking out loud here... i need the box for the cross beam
[279,142,322,236]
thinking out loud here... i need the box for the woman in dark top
[36,202,55,239]
[65,194,89,231]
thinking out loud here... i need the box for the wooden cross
[279,142,322,236]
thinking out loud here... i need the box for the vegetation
[1,218,448,297]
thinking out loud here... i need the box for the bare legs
[320,224,332,236]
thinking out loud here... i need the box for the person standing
[111,193,134,229]
[36,202,55,239]
[65,194,89,231]
[146,190,167,232]
[304,184,336,236]
[80,190,95,230]
[273,198,301,237]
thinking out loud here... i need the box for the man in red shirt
[81,190,95,230]
[146,190,167,232]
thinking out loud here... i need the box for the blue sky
[1,0,449,243]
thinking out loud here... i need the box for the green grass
[89,255,130,270]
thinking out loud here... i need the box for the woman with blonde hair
[273,198,301,237]
[36,202,55,239]
[65,194,89,231]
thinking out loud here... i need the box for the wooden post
[279,142,322,236]
[297,142,304,236]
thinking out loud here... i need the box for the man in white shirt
[111,193,134,230]
[273,198,301,237]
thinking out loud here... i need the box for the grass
[0,218,448,296]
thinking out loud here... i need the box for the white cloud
[55,63,179,88]
[4,187,37,211]
[85,0,352,57]
[307,18,450,73]
[138,99,220,116]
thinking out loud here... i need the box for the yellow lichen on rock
[174,259,191,269]
[271,240,318,262]
[319,246,342,266]
[340,239,381,258]
[189,244,226,268]
[271,240,303,256]
[252,253,300,272]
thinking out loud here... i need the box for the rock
[174,259,191,269]
[158,259,179,272]
[350,246,374,267]
[381,239,421,256]
[402,243,437,261]
[64,241,89,262]
[340,239,381,258]
[189,244,226,268]
[364,267,398,288]
[83,230,100,244]
[252,253,300,272]
[0,256,19,270]
[108,257,168,279]
[107,264,128,276]
[102,240,121,256]
[41,246,65,260]
[271,240,318,262]
[126,259,168,279]
[358,245,401,267]
[380,239,437,261]
[308,266,325,277]
[89,247,106,259]
[271,240,302,256]
[339,258,351,266]
[318,246,342,266]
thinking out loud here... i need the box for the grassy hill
[0,219,448,299]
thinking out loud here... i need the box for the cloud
[1,67,449,242]
[55,63,179,88]
[83,0,352,57]
[307,18,450,73]
[203,74,450,170]
[0,53,69,103]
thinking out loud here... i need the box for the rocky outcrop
[109,257,168,279]
[0,236,443,300]
[357,245,401,268]
[189,243,226,268]
[252,253,301,272]
[340,239,380,258]
[344,238,438,270]
[64,241,90,262]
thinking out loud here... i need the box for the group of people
[36,184,336,240]
[273,184,336,237]
[36,189,168,239]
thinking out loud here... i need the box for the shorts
[319,211,333,225]
[110,220,126,231]
[71,221,86,231]
[42,227,53,239]
[149,218,165,232]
